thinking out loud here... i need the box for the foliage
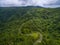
[0,7,60,45]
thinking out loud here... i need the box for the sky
[0,0,60,8]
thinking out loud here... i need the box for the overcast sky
[0,0,60,8]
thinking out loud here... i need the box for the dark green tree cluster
[0,7,60,45]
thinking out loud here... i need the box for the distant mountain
[0,6,43,8]
[24,6,43,8]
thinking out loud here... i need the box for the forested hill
[0,7,60,45]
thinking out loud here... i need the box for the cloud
[0,0,60,8]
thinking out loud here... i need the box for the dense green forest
[0,7,60,45]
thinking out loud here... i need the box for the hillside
[0,7,60,45]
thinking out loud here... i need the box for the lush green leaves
[0,7,60,45]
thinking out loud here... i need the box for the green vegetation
[0,7,60,45]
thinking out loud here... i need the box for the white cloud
[0,0,60,8]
